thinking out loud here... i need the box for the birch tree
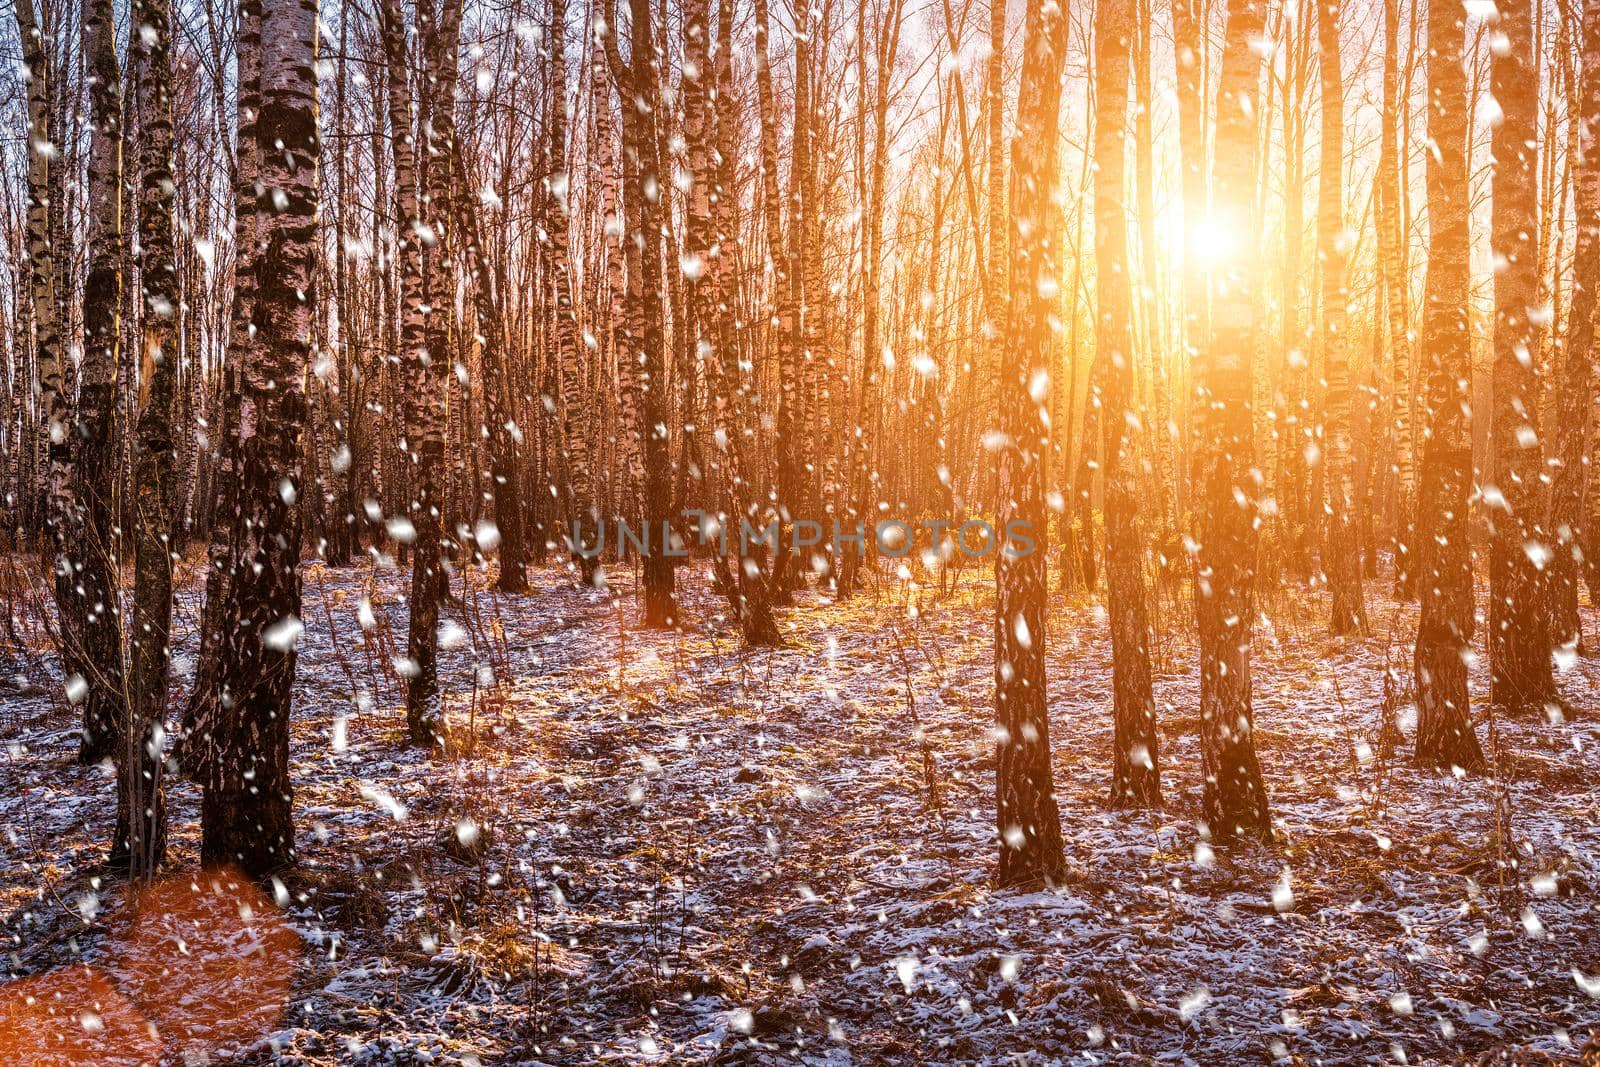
[1550,0,1600,654]
[1095,0,1159,808]
[199,0,319,876]
[994,0,1070,886]
[1488,0,1561,715]
[1317,0,1365,634]
[1195,0,1272,842]
[1413,0,1485,773]
[76,0,129,779]
[117,0,183,877]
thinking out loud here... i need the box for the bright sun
[1189,212,1241,267]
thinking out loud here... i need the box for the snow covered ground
[3,551,1599,1064]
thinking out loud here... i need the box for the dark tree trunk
[547,0,599,589]
[460,174,526,594]
[76,0,129,777]
[182,0,261,778]
[1318,0,1366,635]
[404,0,467,743]
[632,0,677,626]
[198,0,319,877]
[706,0,780,645]
[1488,0,1559,715]
[1413,0,1486,773]
[994,0,1070,887]
[115,0,182,878]
[1195,0,1272,843]
[1379,0,1418,598]
[1094,0,1160,808]
[1550,0,1600,656]
[754,0,795,605]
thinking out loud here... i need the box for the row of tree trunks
[12,0,1594,897]
[13,0,101,759]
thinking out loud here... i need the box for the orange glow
[0,868,299,1064]
[0,967,159,1065]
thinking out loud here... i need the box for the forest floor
[3,548,1600,1065]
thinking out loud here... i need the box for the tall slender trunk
[327,13,356,566]
[76,0,129,776]
[773,0,817,594]
[800,13,831,548]
[597,0,676,623]
[378,0,448,745]
[1196,0,1272,843]
[994,0,1070,887]
[754,0,803,605]
[1380,0,1417,595]
[988,0,1006,279]
[1170,0,1207,368]
[1317,0,1365,634]
[380,0,430,736]
[677,0,714,530]
[708,0,780,645]
[1488,0,1559,714]
[1095,0,1159,808]
[546,0,598,589]
[119,0,181,877]
[182,0,261,776]
[1133,0,1167,538]
[924,86,958,555]
[404,0,468,741]
[1170,0,1206,527]
[984,0,1007,525]
[840,0,906,599]
[1550,0,1600,654]
[460,160,525,593]
[1071,355,1102,591]
[594,27,639,526]
[1278,24,1309,575]
[199,0,319,877]
[1413,0,1485,772]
